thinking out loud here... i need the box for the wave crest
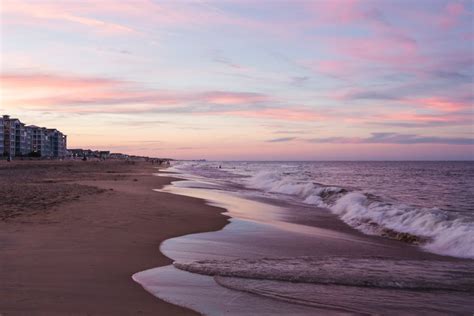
[247,171,474,259]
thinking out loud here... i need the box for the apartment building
[3,115,18,158]
[2,115,67,159]
[28,125,50,157]
[15,122,30,156]
[47,128,67,158]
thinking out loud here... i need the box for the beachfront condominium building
[27,126,67,158]
[47,128,67,158]
[15,122,30,156]
[29,125,51,157]
[3,115,18,158]
[2,115,32,158]
[2,115,68,159]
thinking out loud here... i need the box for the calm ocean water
[175,161,474,258]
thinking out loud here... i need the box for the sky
[0,0,473,160]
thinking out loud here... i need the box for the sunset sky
[1,0,473,160]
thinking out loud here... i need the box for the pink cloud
[0,72,228,110]
[336,36,418,66]
[439,2,466,29]
[1,72,321,121]
[200,91,269,105]
[0,0,289,39]
[403,1,469,33]
[378,111,467,124]
[302,1,426,74]
[413,97,471,112]
[1,1,135,35]
[304,34,420,77]
[0,73,166,111]
[220,108,325,122]
[0,73,119,90]
[2,73,273,109]
[305,0,363,25]
[335,88,472,113]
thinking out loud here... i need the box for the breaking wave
[174,256,474,291]
[247,171,474,259]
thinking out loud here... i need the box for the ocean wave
[331,192,474,258]
[174,256,474,291]
[247,170,474,259]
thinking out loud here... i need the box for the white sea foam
[248,170,344,204]
[247,170,474,259]
[331,192,474,258]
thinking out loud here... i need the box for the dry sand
[0,160,228,315]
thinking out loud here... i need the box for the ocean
[133,161,474,315]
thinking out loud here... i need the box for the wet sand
[0,161,228,315]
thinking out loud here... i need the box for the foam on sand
[174,256,474,291]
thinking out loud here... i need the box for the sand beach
[0,160,228,315]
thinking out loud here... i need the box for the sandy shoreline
[0,161,228,315]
